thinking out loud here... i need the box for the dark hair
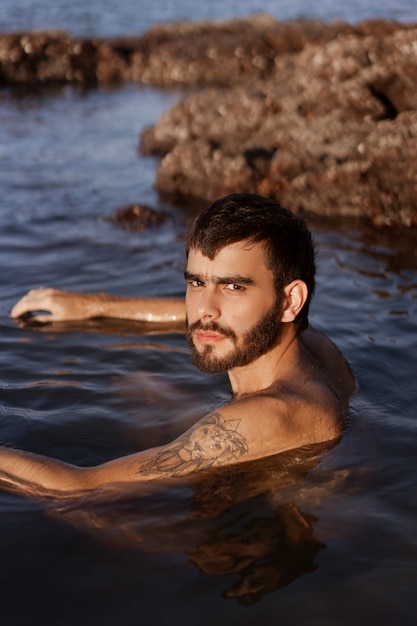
[186,193,316,332]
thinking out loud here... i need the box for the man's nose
[197,287,221,320]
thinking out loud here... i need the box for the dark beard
[185,298,284,375]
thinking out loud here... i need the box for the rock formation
[1,15,416,226]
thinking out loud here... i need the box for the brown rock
[107,204,167,232]
[0,17,370,88]
[0,31,128,85]
[141,25,417,227]
[128,15,356,87]
[1,17,416,226]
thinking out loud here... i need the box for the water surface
[1,0,416,37]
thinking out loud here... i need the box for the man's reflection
[50,444,330,604]
[187,501,323,604]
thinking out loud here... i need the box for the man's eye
[191,280,204,288]
[226,283,243,291]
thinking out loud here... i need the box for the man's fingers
[29,313,54,323]
[10,288,52,319]
[11,312,54,328]
[10,302,47,319]
[10,301,33,318]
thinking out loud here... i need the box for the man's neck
[227,325,300,398]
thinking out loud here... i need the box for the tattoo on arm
[136,412,249,477]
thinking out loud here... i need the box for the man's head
[186,193,316,333]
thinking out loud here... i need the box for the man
[6,193,355,497]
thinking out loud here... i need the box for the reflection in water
[311,218,417,273]
[13,316,186,337]
[188,502,323,604]
[49,444,333,604]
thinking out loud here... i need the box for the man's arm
[0,409,250,499]
[0,382,348,499]
[10,288,186,324]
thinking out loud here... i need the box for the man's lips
[195,330,226,344]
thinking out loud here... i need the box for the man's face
[185,241,284,374]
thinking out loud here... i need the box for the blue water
[1,0,416,37]
[1,1,417,625]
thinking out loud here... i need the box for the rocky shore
[1,15,416,227]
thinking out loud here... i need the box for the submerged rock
[107,204,167,232]
[1,16,416,227]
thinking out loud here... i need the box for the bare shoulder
[300,326,357,400]
[124,385,347,482]
[132,398,311,476]
[172,398,311,465]
[202,392,338,460]
[220,329,356,455]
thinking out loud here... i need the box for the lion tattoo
[137,412,249,477]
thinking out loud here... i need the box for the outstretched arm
[10,288,186,324]
[0,409,250,499]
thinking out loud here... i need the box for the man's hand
[10,288,96,322]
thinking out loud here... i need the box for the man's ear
[280,280,308,323]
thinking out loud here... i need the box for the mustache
[186,319,237,341]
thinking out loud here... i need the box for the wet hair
[186,193,316,332]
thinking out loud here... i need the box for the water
[1,0,417,36]
[1,1,417,625]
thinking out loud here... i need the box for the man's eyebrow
[184,270,199,281]
[184,270,255,286]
